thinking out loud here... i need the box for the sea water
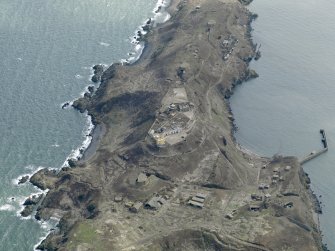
[0,0,167,250]
[230,0,335,249]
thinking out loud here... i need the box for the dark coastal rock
[91,64,105,83]
[100,63,118,83]
[23,194,43,206]
[238,0,253,5]
[21,194,44,217]
[136,31,143,41]
[18,175,29,184]
[93,64,104,74]
[254,50,261,60]
[72,97,89,113]
[30,168,57,190]
[91,74,100,83]
[67,158,77,168]
[155,6,162,13]
[21,205,34,217]
[87,86,94,93]
[142,24,151,32]
[245,69,259,80]
[61,102,70,109]
[36,213,77,251]
[311,192,323,214]
[84,92,91,98]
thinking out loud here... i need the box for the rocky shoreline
[20,0,325,250]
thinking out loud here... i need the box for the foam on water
[63,112,94,167]
[12,166,47,186]
[99,42,110,47]
[33,217,59,251]
[0,204,16,212]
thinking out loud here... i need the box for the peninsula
[26,0,324,250]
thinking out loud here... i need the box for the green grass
[67,221,106,251]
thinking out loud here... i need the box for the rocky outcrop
[20,194,43,217]
[18,175,29,184]
[91,64,104,83]
[239,0,253,5]
[30,168,57,190]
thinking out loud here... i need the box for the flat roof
[188,200,204,208]
[195,193,207,199]
[191,196,205,203]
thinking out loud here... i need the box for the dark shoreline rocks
[21,194,44,217]
[239,0,253,5]
[18,175,29,184]
[30,168,57,190]
[91,64,104,83]
[61,102,70,109]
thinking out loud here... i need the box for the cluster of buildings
[221,35,238,61]
[148,101,194,147]
[188,193,207,209]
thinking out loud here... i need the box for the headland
[23,0,324,250]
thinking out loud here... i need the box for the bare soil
[30,0,323,250]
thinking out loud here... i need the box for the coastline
[61,0,173,168]
[23,0,324,250]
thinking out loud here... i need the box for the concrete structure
[300,129,328,165]
[188,200,204,209]
[188,193,207,209]
[225,213,234,220]
[125,202,133,208]
[114,196,123,202]
[285,166,292,171]
[147,87,196,147]
[145,196,166,210]
[136,173,148,184]
[191,196,205,203]
[251,194,263,201]
[195,193,207,199]
[249,205,261,212]
[129,202,143,213]
[258,183,269,190]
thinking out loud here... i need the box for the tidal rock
[91,74,100,83]
[88,86,94,93]
[23,194,43,206]
[61,102,70,109]
[91,64,104,83]
[21,205,34,217]
[21,194,43,217]
[93,64,104,74]
[67,158,77,168]
[18,175,29,184]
